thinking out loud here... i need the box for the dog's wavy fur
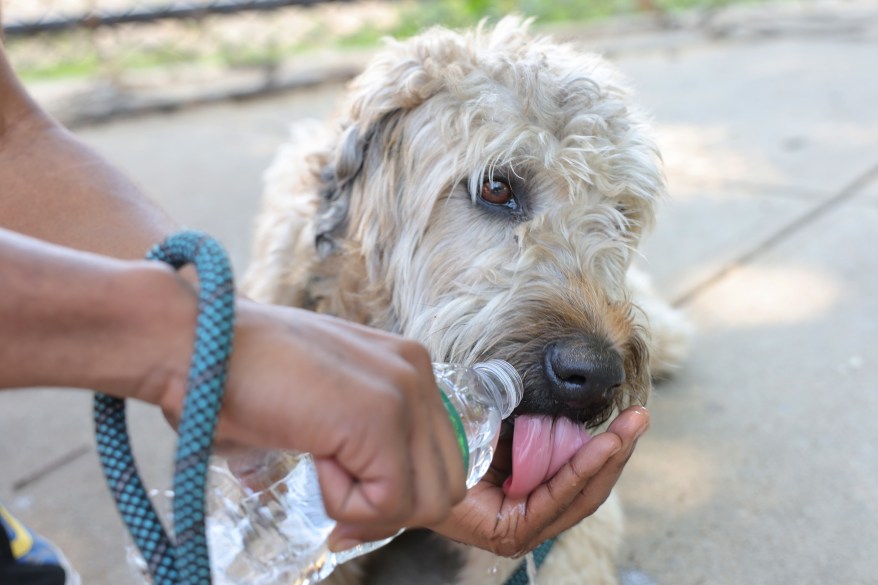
[244,17,689,585]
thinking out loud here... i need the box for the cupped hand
[429,406,649,557]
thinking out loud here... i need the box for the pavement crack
[672,160,878,308]
[12,444,92,492]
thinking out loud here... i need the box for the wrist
[107,261,199,414]
[0,232,198,399]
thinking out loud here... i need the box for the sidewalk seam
[672,159,878,307]
[11,444,92,492]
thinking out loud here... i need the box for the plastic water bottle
[205,359,522,585]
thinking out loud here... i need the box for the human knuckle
[396,363,422,394]
[576,489,606,516]
[374,388,410,423]
[397,339,431,370]
[488,516,530,558]
[397,336,427,357]
[616,447,636,470]
[381,492,413,522]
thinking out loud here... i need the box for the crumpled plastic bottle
[205,359,523,585]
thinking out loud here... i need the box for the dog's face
[249,18,666,499]
[302,19,663,435]
[243,19,665,500]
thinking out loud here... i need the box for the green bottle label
[439,391,470,478]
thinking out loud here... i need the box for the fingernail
[631,405,650,418]
[631,407,650,439]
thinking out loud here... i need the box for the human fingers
[298,320,467,526]
[424,383,468,506]
[313,371,416,527]
[328,522,402,553]
[398,341,468,518]
[529,406,649,544]
[537,406,648,514]
[426,433,619,556]
[606,405,650,446]
[430,434,621,556]
[430,407,648,555]
[319,341,465,539]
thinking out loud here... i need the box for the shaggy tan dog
[243,17,688,585]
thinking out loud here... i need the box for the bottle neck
[472,360,523,419]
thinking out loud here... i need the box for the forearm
[0,228,196,400]
[0,44,177,259]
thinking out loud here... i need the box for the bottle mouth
[472,360,523,419]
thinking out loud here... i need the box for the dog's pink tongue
[503,415,591,499]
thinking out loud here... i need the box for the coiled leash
[94,231,235,585]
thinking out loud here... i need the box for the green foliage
[386,0,741,37]
[17,54,102,81]
[389,0,640,36]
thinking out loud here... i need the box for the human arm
[0,38,176,258]
[0,227,466,546]
[0,227,196,392]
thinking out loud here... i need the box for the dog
[243,17,689,585]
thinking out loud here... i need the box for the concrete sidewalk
[2,2,877,583]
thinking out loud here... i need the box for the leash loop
[94,230,235,585]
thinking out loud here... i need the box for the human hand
[429,406,649,557]
[156,298,467,550]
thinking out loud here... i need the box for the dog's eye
[480,179,514,205]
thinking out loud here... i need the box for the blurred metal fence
[1,0,396,124]
[1,0,681,125]
[2,1,352,37]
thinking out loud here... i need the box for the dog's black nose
[543,334,625,410]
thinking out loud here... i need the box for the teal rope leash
[503,539,555,585]
[93,397,176,582]
[94,231,235,585]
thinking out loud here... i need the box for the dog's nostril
[568,375,586,384]
[543,336,625,410]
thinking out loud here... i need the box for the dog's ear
[312,121,362,258]
[312,111,401,259]
[311,40,441,259]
